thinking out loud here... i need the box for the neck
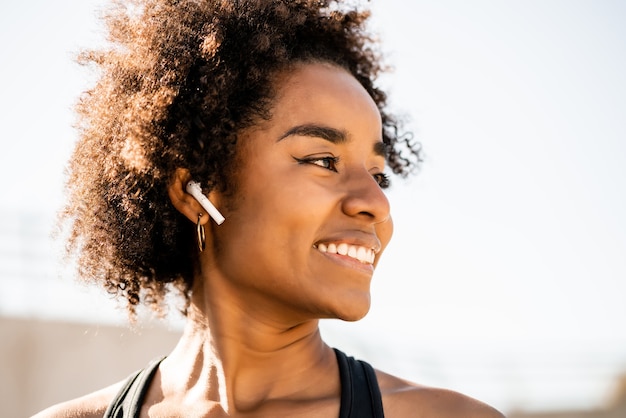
[159,270,338,413]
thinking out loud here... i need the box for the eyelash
[294,156,391,189]
[295,156,340,171]
[373,173,391,189]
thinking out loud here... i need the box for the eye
[294,156,339,172]
[373,172,390,189]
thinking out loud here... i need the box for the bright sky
[1,0,625,413]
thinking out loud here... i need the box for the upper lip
[313,231,382,254]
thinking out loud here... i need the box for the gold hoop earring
[197,214,205,252]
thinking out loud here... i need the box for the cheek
[377,216,394,255]
[211,185,317,266]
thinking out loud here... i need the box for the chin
[332,296,371,322]
[338,311,369,322]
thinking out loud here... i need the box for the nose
[341,169,391,224]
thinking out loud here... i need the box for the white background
[1,0,625,413]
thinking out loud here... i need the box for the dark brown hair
[61,0,421,317]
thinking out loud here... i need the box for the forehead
[270,62,382,128]
[235,62,384,162]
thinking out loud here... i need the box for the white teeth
[356,246,368,263]
[316,242,376,265]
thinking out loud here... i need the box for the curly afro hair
[60,0,421,318]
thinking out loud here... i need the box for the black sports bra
[104,348,384,417]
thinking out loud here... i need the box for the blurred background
[1,0,625,416]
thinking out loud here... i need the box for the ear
[168,168,211,225]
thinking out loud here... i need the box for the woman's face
[208,62,393,323]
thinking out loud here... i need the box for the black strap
[103,357,165,418]
[335,348,385,418]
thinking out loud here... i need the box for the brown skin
[35,63,504,418]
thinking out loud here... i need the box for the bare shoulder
[376,369,506,418]
[31,380,124,418]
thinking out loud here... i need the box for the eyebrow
[278,123,387,157]
[278,124,347,144]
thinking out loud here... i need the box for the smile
[315,242,376,264]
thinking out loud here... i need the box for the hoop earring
[197,214,205,252]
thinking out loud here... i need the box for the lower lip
[315,249,375,275]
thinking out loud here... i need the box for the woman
[37,0,504,416]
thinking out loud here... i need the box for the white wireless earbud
[185,181,226,225]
